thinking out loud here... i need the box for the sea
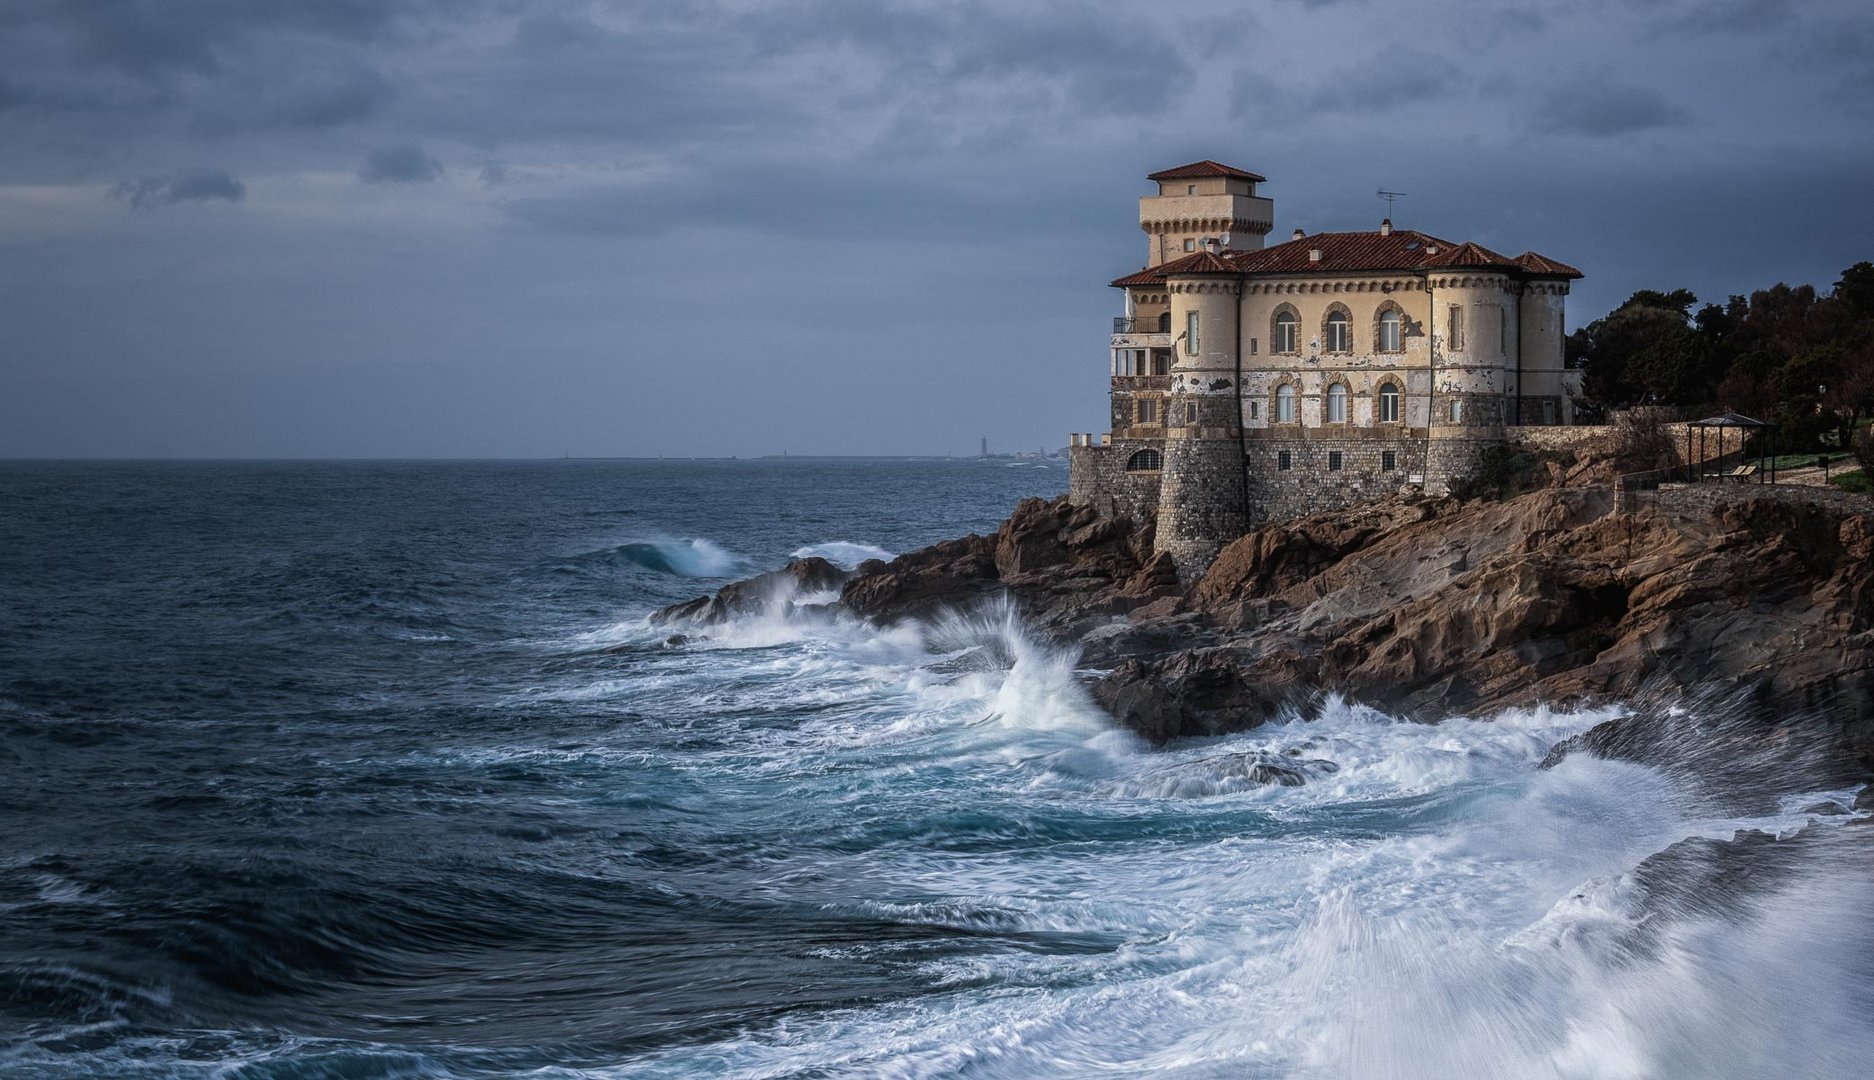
[2,458,1870,1079]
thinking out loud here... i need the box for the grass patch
[1765,450,1855,470]
[1828,471,1874,495]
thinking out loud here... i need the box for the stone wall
[1068,442,1162,522]
[1505,421,1729,468]
[1505,424,1615,454]
[1645,482,1874,518]
[1241,428,1421,522]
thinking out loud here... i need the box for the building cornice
[1140,217,1275,236]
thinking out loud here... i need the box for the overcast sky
[2,0,1870,457]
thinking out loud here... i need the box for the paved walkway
[1775,460,1865,488]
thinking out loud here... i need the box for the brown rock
[649,556,851,626]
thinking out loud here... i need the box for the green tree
[1572,290,1706,406]
[1834,262,1874,320]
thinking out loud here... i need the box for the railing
[1615,449,1743,493]
[1112,375,1172,390]
[1114,316,1172,334]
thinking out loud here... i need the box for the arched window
[1275,383,1297,424]
[1378,308,1403,353]
[1273,309,1299,354]
[1326,382,1348,423]
[1325,308,1352,353]
[1378,382,1401,423]
[1125,448,1163,472]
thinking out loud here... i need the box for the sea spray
[791,541,896,568]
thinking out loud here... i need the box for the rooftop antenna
[1377,189,1407,219]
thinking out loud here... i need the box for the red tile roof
[1109,267,1165,287]
[1151,250,1241,275]
[1110,228,1583,285]
[1147,160,1267,183]
[1513,251,1585,279]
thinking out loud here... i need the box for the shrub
[1454,446,1573,501]
[1854,426,1874,476]
[1612,410,1678,474]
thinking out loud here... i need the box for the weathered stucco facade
[1069,159,1585,577]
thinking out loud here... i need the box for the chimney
[1291,228,1305,242]
[1203,236,1220,254]
[1308,248,1322,264]
[1380,218,1392,236]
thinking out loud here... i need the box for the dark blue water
[4,460,1869,1078]
[0,460,1060,1075]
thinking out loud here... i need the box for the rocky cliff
[654,486,1874,785]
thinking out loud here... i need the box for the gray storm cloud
[1,0,1871,456]
[359,143,444,183]
[111,168,245,210]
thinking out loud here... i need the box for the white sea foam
[790,540,895,568]
[565,590,1874,1078]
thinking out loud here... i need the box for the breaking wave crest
[790,540,895,568]
[602,538,749,578]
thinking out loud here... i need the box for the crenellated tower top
[1139,160,1274,268]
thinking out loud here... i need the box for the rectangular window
[1186,311,1200,356]
[1328,451,1343,472]
[1187,184,1197,195]
[1274,315,1298,354]
[1137,399,1157,424]
[1499,306,1508,353]
[1447,305,1464,351]
[1450,399,1463,422]
[1248,400,1260,420]
[1250,337,1258,356]
[1277,450,1292,471]
[1542,400,1557,424]
[1185,401,1199,425]
[1327,317,1351,353]
[1382,451,1397,472]
[1183,238,1196,252]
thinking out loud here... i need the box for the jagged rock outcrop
[834,497,1171,636]
[1097,489,1874,761]
[653,487,1874,779]
[648,556,850,627]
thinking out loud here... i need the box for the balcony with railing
[1113,315,1172,351]
[1114,316,1172,335]
[1111,374,1172,391]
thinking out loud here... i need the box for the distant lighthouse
[979,436,988,458]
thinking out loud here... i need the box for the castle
[1067,160,1584,575]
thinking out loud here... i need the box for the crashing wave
[790,541,894,569]
[608,539,749,578]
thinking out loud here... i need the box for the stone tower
[1154,252,1248,578]
[1138,161,1275,267]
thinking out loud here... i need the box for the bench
[1723,464,1758,482]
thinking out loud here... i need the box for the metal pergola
[1687,412,1777,484]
